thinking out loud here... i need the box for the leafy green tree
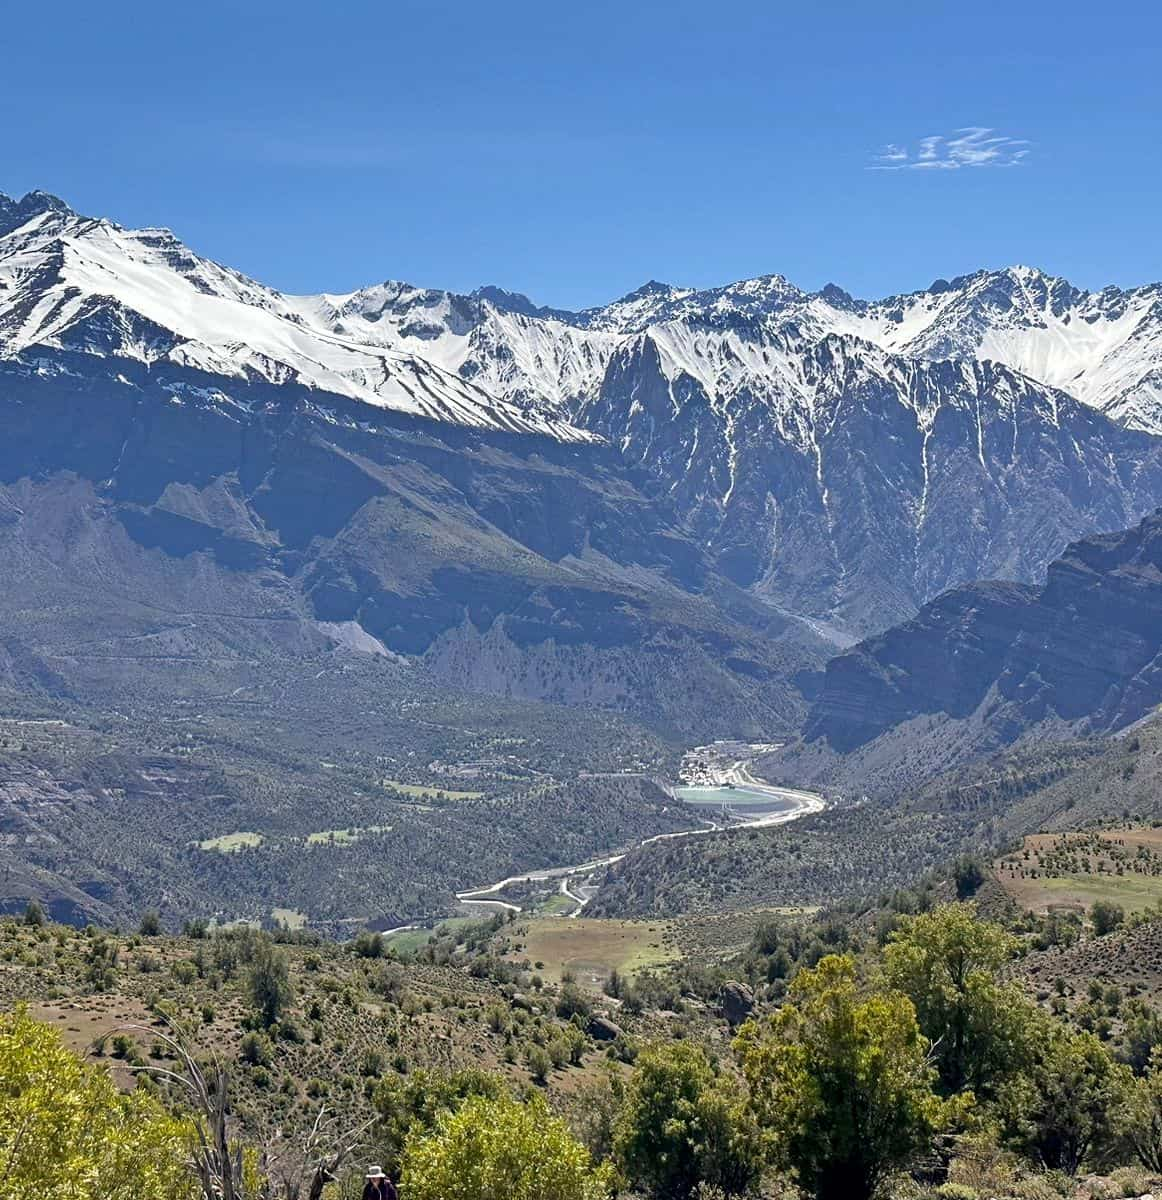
[736,954,961,1200]
[1122,1046,1162,1171]
[614,1041,762,1199]
[997,1016,1133,1174]
[246,937,292,1027]
[0,1006,192,1199]
[372,1066,506,1175]
[884,904,1030,1096]
[22,898,45,927]
[401,1093,611,1200]
[139,909,162,936]
[1120,999,1162,1072]
[952,855,987,900]
[1091,899,1126,937]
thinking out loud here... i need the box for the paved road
[455,761,825,918]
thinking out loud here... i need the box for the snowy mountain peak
[4,188,1162,442]
[836,266,1162,432]
[0,198,596,443]
[0,189,74,237]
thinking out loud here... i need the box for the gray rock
[588,1015,624,1042]
[720,981,755,1026]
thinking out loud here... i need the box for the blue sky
[3,0,1159,308]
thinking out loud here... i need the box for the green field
[382,779,483,800]
[535,892,578,917]
[512,917,679,988]
[305,824,391,845]
[1017,873,1162,912]
[198,831,263,853]
[383,917,479,957]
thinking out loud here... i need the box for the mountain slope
[0,347,826,737]
[0,191,591,441]
[790,510,1162,785]
[4,188,1162,647]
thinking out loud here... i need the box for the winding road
[454,752,825,918]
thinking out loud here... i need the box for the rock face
[720,980,755,1026]
[583,334,1162,634]
[804,511,1162,756]
[3,188,1162,668]
[0,356,824,737]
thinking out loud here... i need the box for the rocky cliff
[803,510,1162,756]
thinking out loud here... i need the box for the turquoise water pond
[674,785,797,814]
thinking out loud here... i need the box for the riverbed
[453,762,825,917]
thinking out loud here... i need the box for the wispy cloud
[870,127,1031,171]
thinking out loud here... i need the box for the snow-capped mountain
[0,191,593,441]
[4,188,1162,640]
[303,262,1162,436]
[586,328,1162,632]
[832,267,1162,435]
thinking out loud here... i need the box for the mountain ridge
[4,187,1162,644]
[774,508,1162,792]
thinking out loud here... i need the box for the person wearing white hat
[362,1166,398,1200]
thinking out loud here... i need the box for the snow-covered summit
[824,266,1162,432]
[3,188,1161,439]
[0,192,596,442]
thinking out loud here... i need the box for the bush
[372,1067,506,1175]
[239,1031,272,1066]
[1091,900,1126,937]
[527,1044,553,1084]
[557,981,592,1020]
[401,1093,612,1200]
[0,1008,190,1198]
[354,930,385,958]
[952,855,988,900]
[615,1041,762,1199]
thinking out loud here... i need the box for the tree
[1122,1046,1162,1171]
[246,937,293,1027]
[140,909,162,936]
[614,1042,762,1199]
[884,904,1031,1097]
[1091,899,1126,937]
[997,1016,1132,1174]
[0,1006,192,1199]
[952,855,987,900]
[401,1093,612,1200]
[22,898,45,927]
[372,1066,506,1175]
[735,954,961,1200]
